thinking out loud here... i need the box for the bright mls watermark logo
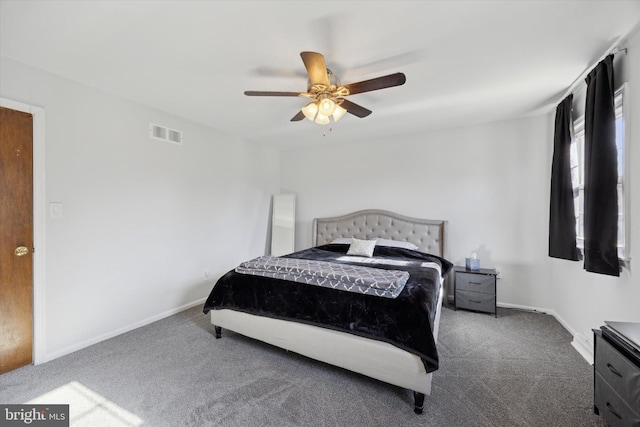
[1,405,69,426]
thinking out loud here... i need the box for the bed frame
[211,209,447,414]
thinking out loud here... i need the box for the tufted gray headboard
[312,209,446,257]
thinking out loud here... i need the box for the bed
[203,209,450,414]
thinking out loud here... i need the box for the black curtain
[583,54,619,276]
[549,95,579,260]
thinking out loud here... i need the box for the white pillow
[375,238,419,250]
[346,238,377,257]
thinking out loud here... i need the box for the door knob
[14,246,29,256]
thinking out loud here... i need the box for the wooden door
[0,106,34,374]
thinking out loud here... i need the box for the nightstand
[453,266,497,317]
[593,323,640,426]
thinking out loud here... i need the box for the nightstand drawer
[595,334,640,409]
[595,371,640,426]
[456,272,495,294]
[455,289,495,314]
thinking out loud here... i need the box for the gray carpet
[0,305,606,426]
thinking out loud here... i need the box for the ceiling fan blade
[340,99,372,118]
[344,72,406,95]
[300,51,330,86]
[290,111,305,122]
[244,91,303,97]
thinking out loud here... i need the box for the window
[570,86,628,261]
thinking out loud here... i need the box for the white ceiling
[2,0,640,148]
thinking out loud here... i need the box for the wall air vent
[150,123,183,145]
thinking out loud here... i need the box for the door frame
[1,97,46,365]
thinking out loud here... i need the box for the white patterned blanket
[235,255,410,299]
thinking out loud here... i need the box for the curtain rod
[557,41,628,104]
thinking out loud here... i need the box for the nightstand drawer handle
[469,300,482,304]
[469,281,482,285]
[606,363,622,377]
[606,402,622,419]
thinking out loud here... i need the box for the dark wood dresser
[593,322,640,426]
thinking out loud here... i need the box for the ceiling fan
[244,51,406,125]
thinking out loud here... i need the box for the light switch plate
[49,202,63,218]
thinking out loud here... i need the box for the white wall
[280,115,553,308]
[1,58,280,361]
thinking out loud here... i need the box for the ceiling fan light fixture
[301,101,319,121]
[314,111,331,125]
[318,96,337,116]
[301,100,345,125]
[332,104,347,122]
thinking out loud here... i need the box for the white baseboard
[497,301,555,315]
[40,297,207,364]
[571,333,594,366]
[42,298,596,366]
[496,301,594,365]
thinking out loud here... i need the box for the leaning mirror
[271,194,296,256]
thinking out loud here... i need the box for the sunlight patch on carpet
[26,381,143,426]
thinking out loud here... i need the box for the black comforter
[203,244,452,372]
